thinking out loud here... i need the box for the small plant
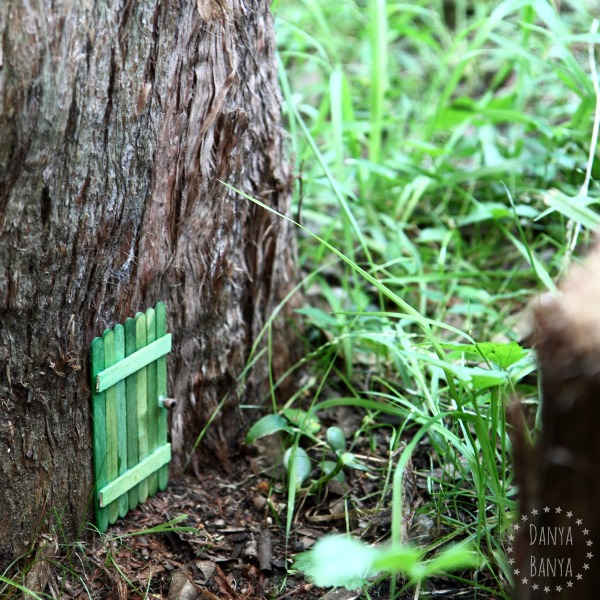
[0,575,44,600]
[293,534,479,591]
[237,0,599,596]
[246,413,368,492]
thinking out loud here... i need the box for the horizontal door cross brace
[98,443,172,507]
[95,334,172,392]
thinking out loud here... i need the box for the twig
[258,529,273,572]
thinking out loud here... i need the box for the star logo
[503,507,592,595]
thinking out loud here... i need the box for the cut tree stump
[512,242,600,599]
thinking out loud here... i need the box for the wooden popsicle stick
[135,312,149,503]
[157,302,169,490]
[91,337,108,532]
[103,329,119,524]
[95,334,172,393]
[98,444,171,507]
[146,307,158,496]
[124,317,139,510]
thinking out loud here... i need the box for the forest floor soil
[24,411,504,599]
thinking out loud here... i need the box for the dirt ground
[16,408,505,599]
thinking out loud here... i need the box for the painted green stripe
[103,328,119,524]
[114,324,128,518]
[136,312,149,503]
[146,307,158,496]
[91,336,108,533]
[124,317,139,510]
[156,302,169,490]
[95,333,172,393]
[98,444,171,507]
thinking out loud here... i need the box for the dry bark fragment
[257,528,273,572]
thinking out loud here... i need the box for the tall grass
[268,0,599,595]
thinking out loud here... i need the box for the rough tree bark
[0,0,298,568]
[511,244,600,599]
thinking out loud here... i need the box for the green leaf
[441,341,527,369]
[542,190,600,230]
[293,536,478,590]
[477,342,528,369]
[284,446,312,489]
[449,364,508,390]
[283,408,321,435]
[326,426,346,452]
[322,459,345,482]
[470,369,508,390]
[372,543,478,581]
[341,452,370,471]
[507,351,537,382]
[293,535,380,589]
[371,545,423,575]
[246,414,290,444]
[457,202,512,226]
[296,306,342,328]
[422,544,480,577]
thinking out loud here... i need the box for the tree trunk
[0,0,297,568]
